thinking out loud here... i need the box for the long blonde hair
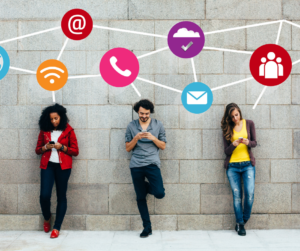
[221,103,243,141]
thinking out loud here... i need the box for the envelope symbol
[187,91,207,105]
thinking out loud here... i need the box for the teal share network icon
[0,46,10,80]
[181,82,213,114]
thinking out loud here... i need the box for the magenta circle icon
[100,48,139,87]
[167,21,205,59]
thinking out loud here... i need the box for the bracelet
[44,144,47,150]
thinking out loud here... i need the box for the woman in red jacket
[35,103,79,238]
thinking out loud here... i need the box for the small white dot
[50,79,54,84]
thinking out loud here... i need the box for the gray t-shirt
[125,118,167,168]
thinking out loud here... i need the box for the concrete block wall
[0,0,300,230]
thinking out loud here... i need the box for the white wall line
[253,86,267,110]
[191,58,197,82]
[93,25,167,38]
[276,21,283,45]
[137,77,182,93]
[0,27,61,45]
[211,77,253,91]
[9,66,36,74]
[131,83,141,97]
[283,20,300,29]
[52,91,56,103]
[204,20,283,35]
[292,59,300,65]
[57,38,69,61]
[137,47,169,59]
[203,46,253,54]
[68,75,101,79]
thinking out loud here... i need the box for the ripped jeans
[226,161,255,224]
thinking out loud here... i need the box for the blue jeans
[226,161,255,224]
[130,164,165,229]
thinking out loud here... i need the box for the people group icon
[259,52,283,79]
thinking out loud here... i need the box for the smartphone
[142,130,147,133]
[49,141,55,144]
[238,137,243,141]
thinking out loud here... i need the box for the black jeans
[130,164,165,229]
[40,161,71,231]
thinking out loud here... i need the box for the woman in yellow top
[221,103,257,236]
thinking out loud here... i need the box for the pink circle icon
[100,48,139,87]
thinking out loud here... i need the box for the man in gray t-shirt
[125,99,167,238]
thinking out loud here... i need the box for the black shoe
[235,223,246,236]
[140,228,152,238]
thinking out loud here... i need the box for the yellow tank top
[229,119,250,163]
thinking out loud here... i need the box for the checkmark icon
[181,41,193,51]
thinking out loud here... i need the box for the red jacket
[35,123,79,170]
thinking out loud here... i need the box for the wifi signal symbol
[40,67,65,84]
[36,59,68,91]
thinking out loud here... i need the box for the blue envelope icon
[187,91,207,105]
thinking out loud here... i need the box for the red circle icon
[61,9,93,40]
[250,44,292,87]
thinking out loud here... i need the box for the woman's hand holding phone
[232,140,241,147]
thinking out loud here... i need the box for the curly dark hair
[39,103,69,132]
[221,103,243,142]
[133,99,155,113]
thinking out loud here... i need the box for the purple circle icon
[168,21,205,59]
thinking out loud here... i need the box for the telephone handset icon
[109,56,131,77]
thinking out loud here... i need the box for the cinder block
[201,74,247,105]
[129,0,205,19]
[253,129,292,159]
[109,21,155,51]
[201,184,233,214]
[291,21,300,50]
[0,106,41,129]
[136,50,179,74]
[109,75,155,105]
[252,184,291,213]
[86,50,105,75]
[292,75,300,104]
[60,215,86,230]
[19,129,40,160]
[294,130,300,159]
[18,184,40,214]
[223,214,269,230]
[87,184,109,214]
[292,184,300,213]
[206,0,282,19]
[62,77,108,105]
[69,160,88,184]
[66,21,108,51]
[178,215,223,230]
[152,105,179,129]
[161,160,179,184]
[254,159,270,183]
[154,75,195,105]
[0,21,18,50]
[76,129,110,160]
[269,214,300,229]
[179,51,223,74]
[180,105,224,129]
[0,215,42,230]
[155,184,200,214]
[283,0,300,20]
[86,215,131,230]
[0,160,40,184]
[110,129,132,160]
[224,52,251,74]
[18,21,63,51]
[290,51,300,74]
[160,129,202,160]
[180,160,225,183]
[246,20,291,50]
[109,184,154,214]
[131,215,177,230]
[0,75,17,105]
[202,20,246,50]
[88,105,132,129]
[271,105,300,128]
[18,75,63,105]
[202,130,225,160]
[88,160,132,184]
[8,51,41,75]
[0,129,19,159]
[246,76,291,105]
[63,106,87,129]
[0,184,18,214]
[239,105,270,129]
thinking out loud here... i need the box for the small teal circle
[181,82,213,114]
[0,46,10,80]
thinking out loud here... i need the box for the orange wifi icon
[37,59,68,91]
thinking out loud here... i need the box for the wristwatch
[60,145,64,151]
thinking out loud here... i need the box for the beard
[139,116,149,122]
